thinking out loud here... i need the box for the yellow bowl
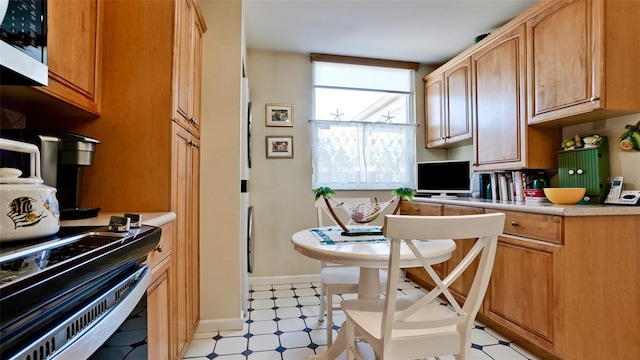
[543,188,586,205]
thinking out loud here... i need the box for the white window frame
[310,55,418,190]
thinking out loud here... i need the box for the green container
[557,137,610,204]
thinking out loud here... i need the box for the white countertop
[60,212,176,228]
[411,197,640,216]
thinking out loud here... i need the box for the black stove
[0,223,161,359]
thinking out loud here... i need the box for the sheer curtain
[311,120,416,190]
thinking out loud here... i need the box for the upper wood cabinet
[423,57,472,148]
[527,0,640,126]
[472,24,560,172]
[173,0,205,137]
[3,0,103,117]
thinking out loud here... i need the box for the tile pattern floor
[185,278,541,360]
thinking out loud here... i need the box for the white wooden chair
[314,197,388,346]
[342,213,505,360]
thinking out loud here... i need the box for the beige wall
[245,50,448,278]
[200,0,243,326]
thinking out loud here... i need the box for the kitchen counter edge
[410,197,640,216]
[61,212,177,228]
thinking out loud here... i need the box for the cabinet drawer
[147,223,173,269]
[443,205,484,216]
[400,201,443,216]
[487,209,563,244]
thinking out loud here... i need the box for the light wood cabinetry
[484,233,563,356]
[472,24,560,172]
[442,205,484,304]
[173,0,206,137]
[526,0,640,126]
[148,222,174,360]
[41,0,102,116]
[423,57,472,148]
[483,209,563,357]
[400,202,443,289]
[3,0,103,117]
[172,123,201,358]
[401,201,640,359]
[38,1,206,358]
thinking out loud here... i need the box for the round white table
[291,226,456,359]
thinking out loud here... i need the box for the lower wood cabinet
[401,201,443,285]
[147,222,174,360]
[481,233,563,356]
[148,257,171,360]
[442,205,484,304]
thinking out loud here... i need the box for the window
[311,56,418,190]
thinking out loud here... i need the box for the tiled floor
[184,278,541,360]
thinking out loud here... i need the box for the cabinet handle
[576,169,583,175]
[156,244,164,253]
[189,140,198,147]
[414,207,420,212]
[590,96,600,103]
[511,221,519,227]
[568,169,575,175]
[190,117,199,125]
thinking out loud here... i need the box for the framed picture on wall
[266,136,294,158]
[265,103,294,127]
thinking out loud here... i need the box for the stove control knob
[124,213,142,228]
[108,216,131,232]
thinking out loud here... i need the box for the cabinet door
[148,258,171,360]
[442,205,484,304]
[424,57,471,149]
[527,0,600,124]
[173,0,193,130]
[424,76,446,147]
[188,137,200,334]
[39,0,102,115]
[483,235,563,354]
[444,57,472,144]
[473,25,526,170]
[189,9,205,138]
[172,124,190,357]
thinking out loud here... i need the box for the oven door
[6,264,151,360]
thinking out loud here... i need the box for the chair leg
[319,282,326,322]
[345,319,357,360]
[326,286,334,346]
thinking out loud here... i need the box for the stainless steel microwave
[0,0,48,86]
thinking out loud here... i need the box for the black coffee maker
[0,130,100,220]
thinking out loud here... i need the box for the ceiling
[244,0,539,65]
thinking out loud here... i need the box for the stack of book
[477,171,549,203]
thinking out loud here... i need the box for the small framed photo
[265,103,294,127]
[266,136,294,158]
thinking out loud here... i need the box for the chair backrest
[314,197,371,227]
[381,213,505,353]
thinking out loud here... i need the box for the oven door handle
[9,265,152,360]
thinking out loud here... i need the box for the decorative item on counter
[583,134,602,147]
[561,134,603,150]
[524,172,550,203]
[619,120,640,151]
[543,187,586,205]
[574,134,583,148]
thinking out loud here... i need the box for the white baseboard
[196,314,245,333]
[248,274,320,286]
